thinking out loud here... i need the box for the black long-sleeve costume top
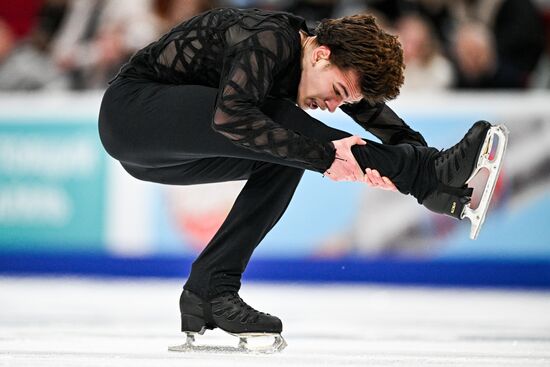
[117,8,427,173]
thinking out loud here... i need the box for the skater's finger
[368,168,381,186]
[382,176,398,191]
[376,172,388,187]
[348,135,366,146]
[364,168,375,186]
[372,169,384,185]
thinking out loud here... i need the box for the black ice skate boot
[170,289,286,353]
[422,120,509,239]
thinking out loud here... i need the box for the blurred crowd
[0,0,549,92]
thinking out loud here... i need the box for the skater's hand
[363,168,398,192]
[324,136,366,182]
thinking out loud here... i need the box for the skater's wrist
[324,136,365,182]
[316,141,336,174]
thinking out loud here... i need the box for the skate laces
[213,293,267,323]
[437,121,488,171]
[437,141,467,168]
[435,124,481,186]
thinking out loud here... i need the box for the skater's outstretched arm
[340,100,427,146]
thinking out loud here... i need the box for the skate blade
[462,124,509,240]
[168,332,287,354]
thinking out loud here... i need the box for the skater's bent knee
[120,163,155,183]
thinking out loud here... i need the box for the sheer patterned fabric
[118,8,334,172]
[116,8,426,172]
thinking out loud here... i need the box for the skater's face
[297,45,363,113]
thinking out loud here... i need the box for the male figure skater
[98,8,507,352]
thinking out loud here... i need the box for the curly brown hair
[314,14,404,104]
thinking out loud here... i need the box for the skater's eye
[334,83,349,101]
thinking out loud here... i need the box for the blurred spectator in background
[284,0,337,28]
[333,0,405,22]
[0,0,42,68]
[151,0,214,35]
[405,0,453,51]
[344,0,547,89]
[51,0,216,90]
[0,0,548,91]
[450,0,546,89]
[0,19,14,64]
[395,13,452,91]
[535,1,550,88]
[0,0,42,41]
[333,1,453,91]
[51,0,158,90]
[0,0,68,90]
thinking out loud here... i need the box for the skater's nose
[324,97,341,113]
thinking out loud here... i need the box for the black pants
[99,78,438,300]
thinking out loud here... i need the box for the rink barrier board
[2,92,550,285]
[1,252,549,288]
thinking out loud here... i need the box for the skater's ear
[311,45,331,66]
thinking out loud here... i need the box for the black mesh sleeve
[212,30,335,172]
[340,100,427,146]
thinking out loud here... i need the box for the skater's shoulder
[170,7,306,51]
[219,11,305,62]
[190,7,307,31]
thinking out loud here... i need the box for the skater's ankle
[413,149,440,204]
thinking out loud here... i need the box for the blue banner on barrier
[0,118,106,253]
[1,93,549,286]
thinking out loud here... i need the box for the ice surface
[1,277,549,366]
